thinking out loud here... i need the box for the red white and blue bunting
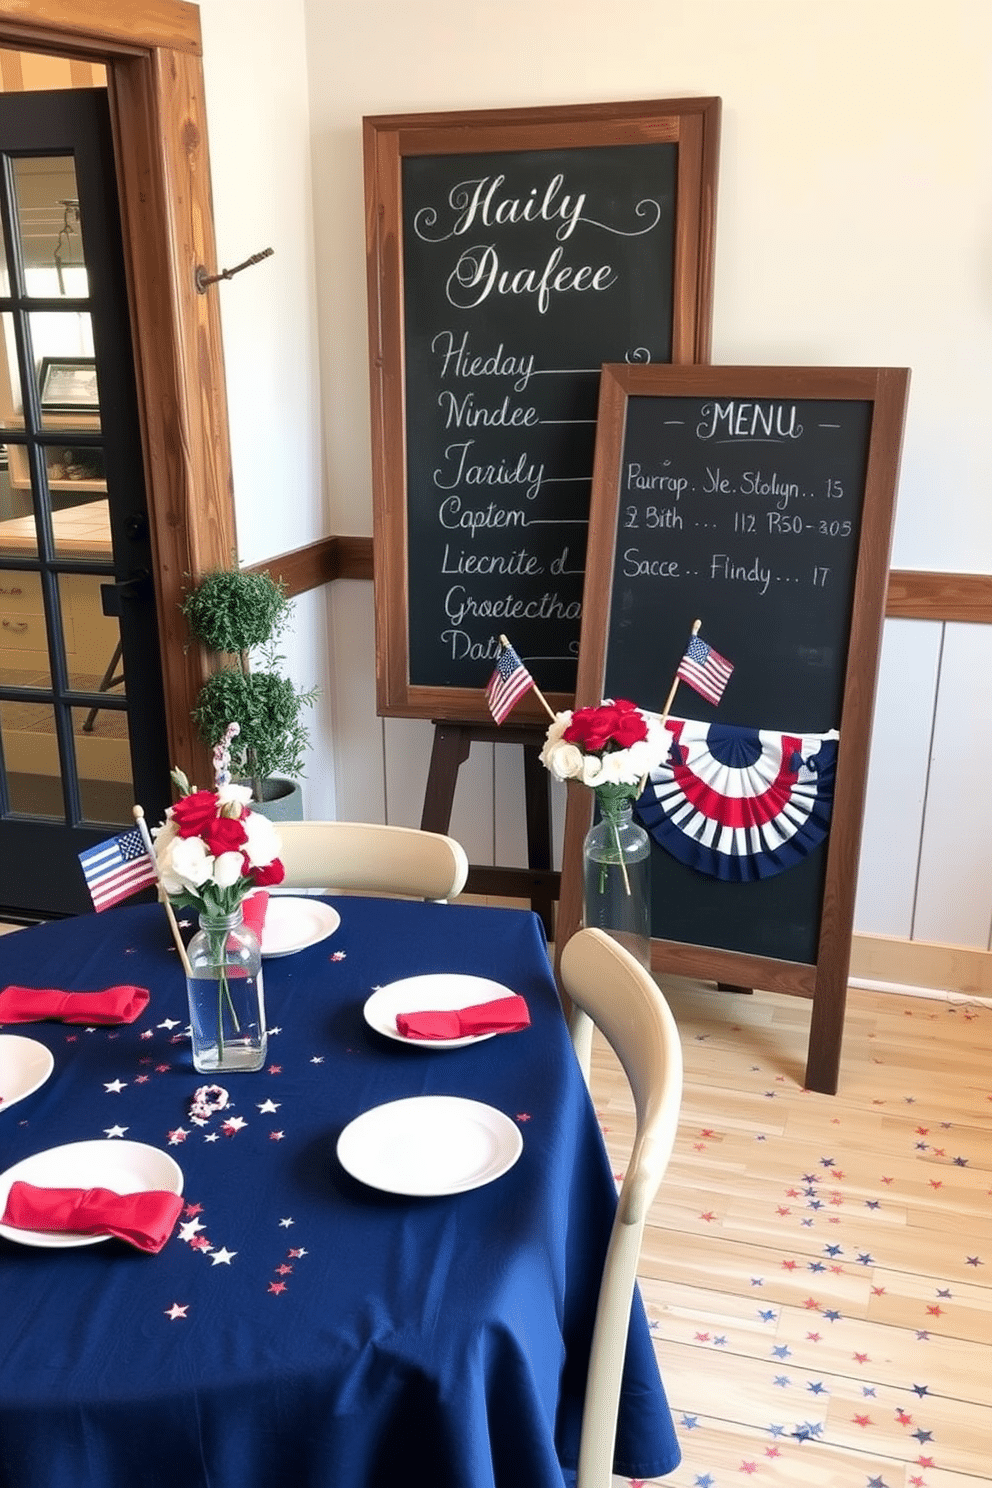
[636,716,840,882]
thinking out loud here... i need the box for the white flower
[216,782,253,810]
[242,811,281,867]
[212,851,245,888]
[152,818,179,851]
[580,753,610,787]
[542,739,585,781]
[162,835,214,894]
[540,710,573,753]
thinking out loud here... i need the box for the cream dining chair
[558,927,684,1488]
[273,820,469,901]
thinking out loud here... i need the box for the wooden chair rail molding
[244,540,992,624]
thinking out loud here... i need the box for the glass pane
[73,704,133,825]
[0,697,63,818]
[59,572,121,693]
[0,571,51,689]
[0,499,39,559]
[0,313,24,429]
[12,155,88,298]
[31,312,100,433]
[51,491,111,563]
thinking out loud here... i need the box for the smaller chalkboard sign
[555,363,910,1094]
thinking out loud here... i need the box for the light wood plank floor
[593,976,992,1488]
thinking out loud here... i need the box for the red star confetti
[268,1282,287,1295]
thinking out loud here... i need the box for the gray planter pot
[242,777,304,822]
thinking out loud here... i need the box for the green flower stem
[204,922,241,1063]
[593,784,639,897]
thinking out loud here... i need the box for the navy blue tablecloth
[0,898,679,1488]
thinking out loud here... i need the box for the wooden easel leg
[523,743,555,940]
[419,720,560,935]
[420,724,472,833]
[804,966,846,1095]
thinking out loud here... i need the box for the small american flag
[676,635,734,706]
[79,826,158,912]
[485,643,535,724]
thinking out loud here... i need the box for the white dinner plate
[363,973,519,1049]
[261,897,341,958]
[0,1139,184,1249]
[337,1095,523,1196]
[0,1036,54,1112]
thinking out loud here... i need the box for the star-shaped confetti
[164,1303,188,1320]
[210,1247,236,1265]
[104,1125,128,1138]
[103,1079,127,1094]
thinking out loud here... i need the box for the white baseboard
[850,932,992,1005]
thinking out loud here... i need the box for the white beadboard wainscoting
[327,581,992,996]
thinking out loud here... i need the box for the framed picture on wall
[38,356,99,412]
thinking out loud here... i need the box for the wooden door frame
[0,0,235,786]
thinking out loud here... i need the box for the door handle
[100,569,151,616]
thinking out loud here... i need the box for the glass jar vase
[582,795,652,970]
[186,907,267,1073]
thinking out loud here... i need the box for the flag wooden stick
[658,616,701,723]
[133,805,192,977]
[636,618,702,799]
[498,634,556,721]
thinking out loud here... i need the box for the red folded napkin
[395,994,531,1041]
[1,1181,183,1253]
[241,891,269,941]
[0,984,150,1026]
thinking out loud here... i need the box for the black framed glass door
[0,87,170,916]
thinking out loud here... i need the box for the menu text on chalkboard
[364,98,720,721]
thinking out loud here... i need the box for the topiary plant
[181,569,317,804]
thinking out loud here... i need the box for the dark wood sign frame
[555,363,910,1094]
[364,97,720,723]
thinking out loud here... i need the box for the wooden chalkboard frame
[556,363,910,1094]
[364,97,720,722]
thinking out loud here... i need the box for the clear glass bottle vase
[186,907,267,1073]
[582,797,652,969]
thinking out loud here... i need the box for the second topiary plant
[182,568,317,810]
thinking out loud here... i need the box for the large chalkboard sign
[556,364,910,1094]
[364,98,720,721]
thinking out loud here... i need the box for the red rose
[249,857,285,887]
[564,700,647,753]
[610,701,648,748]
[565,704,617,752]
[170,790,221,838]
[200,814,249,856]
